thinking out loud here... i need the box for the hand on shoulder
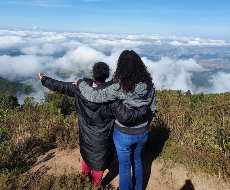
[72,78,83,85]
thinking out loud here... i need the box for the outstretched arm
[39,73,76,97]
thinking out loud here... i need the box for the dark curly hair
[92,62,110,82]
[112,50,153,92]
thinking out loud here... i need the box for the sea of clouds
[0,30,230,103]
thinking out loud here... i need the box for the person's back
[74,62,115,172]
[75,78,116,185]
[75,78,116,172]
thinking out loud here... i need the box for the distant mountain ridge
[0,77,34,96]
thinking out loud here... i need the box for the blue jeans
[113,128,148,190]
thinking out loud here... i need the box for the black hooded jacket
[41,76,151,171]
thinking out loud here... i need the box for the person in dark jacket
[39,62,151,186]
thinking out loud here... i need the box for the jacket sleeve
[77,80,118,103]
[109,100,151,126]
[148,85,157,123]
[41,76,76,97]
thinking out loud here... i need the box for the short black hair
[92,62,110,82]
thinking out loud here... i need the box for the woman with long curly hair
[76,50,157,190]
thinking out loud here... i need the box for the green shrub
[23,97,38,109]
[43,91,75,115]
[0,93,19,111]
[155,90,230,180]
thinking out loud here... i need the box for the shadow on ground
[142,115,170,190]
[180,180,195,190]
[101,152,119,188]
[22,145,57,174]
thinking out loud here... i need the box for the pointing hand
[39,72,43,80]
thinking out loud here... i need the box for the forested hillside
[0,77,34,96]
[0,90,229,189]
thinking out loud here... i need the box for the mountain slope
[0,77,34,95]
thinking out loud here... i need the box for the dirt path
[27,147,230,190]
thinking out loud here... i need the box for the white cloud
[1,30,229,51]
[169,41,183,46]
[187,40,228,46]
[193,55,200,60]
[94,39,151,47]
[208,72,230,93]
[154,40,162,45]
[1,29,230,97]
[55,46,106,70]
[142,56,203,93]
[0,55,53,77]
[187,40,201,46]
[37,34,67,43]
[21,43,63,55]
[59,40,82,50]
[0,36,25,49]
[177,59,203,71]
[168,39,229,47]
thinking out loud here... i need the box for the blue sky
[1,0,230,39]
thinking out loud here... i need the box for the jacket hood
[79,79,112,111]
[134,82,149,97]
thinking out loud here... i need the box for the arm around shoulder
[110,100,151,126]
[78,81,119,103]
